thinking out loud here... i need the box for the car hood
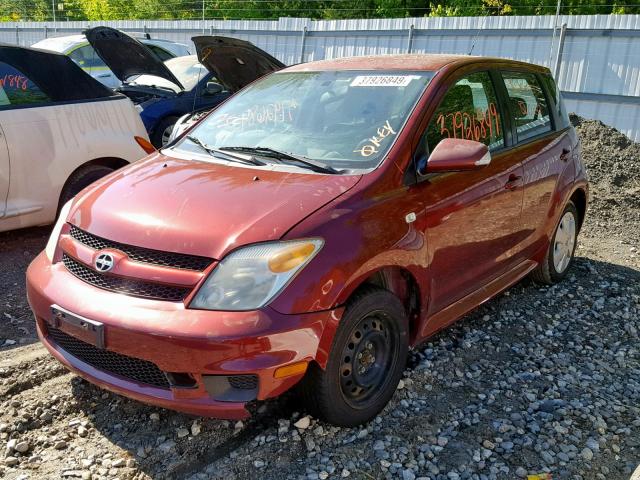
[192,36,285,92]
[69,154,361,260]
[84,26,184,89]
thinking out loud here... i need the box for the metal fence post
[406,24,415,54]
[553,23,567,81]
[15,26,19,45]
[299,26,307,63]
[44,25,48,39]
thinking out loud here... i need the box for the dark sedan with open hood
[84,27,284,147]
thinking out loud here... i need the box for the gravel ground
[0,118,639,480]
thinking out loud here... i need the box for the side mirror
[203,81,223,96]
[420,138,491,175]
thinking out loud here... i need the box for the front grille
[63,254,190,302]
[69,224,212,271]
[228,375,259,390]
[47,326,170,389]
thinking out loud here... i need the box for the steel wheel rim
[339,312,399,409]
[553,211,576,273]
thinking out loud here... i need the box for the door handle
[560,148,571,162]
[505,174,522,190]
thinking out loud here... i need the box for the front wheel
[531,201,579,284]
[299,287,408,427]
[151,116,179,148]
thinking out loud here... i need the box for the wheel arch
[57,157,129,212]
[315,265,424,369]
[569,187,587,232]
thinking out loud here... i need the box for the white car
[32,33,192,89]
[0,44,153,232]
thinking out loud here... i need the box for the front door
[412,71,526,322]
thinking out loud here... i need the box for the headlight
[45,200,73,262]
[190,239,323,311]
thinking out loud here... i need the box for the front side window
[0,62,50,107]
[175,70,433,170]
[425,71,504,153]
[68,45,107,70]
[501,71,552,142]
[145,44,174,62]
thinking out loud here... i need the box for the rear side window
[426,71,504,153]
[541,73,570,130]
[0,61,51,106]
[68,45,107,70]
[501,71,552,142]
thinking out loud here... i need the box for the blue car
[85,27,285,147]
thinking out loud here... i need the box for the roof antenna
[191,50,204,117]
[468,15,487,55]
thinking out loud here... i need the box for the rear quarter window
[541,73,570,130]
[0,62,51,107]
[501,71,552,142]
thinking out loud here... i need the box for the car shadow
[62,254,637,479]
[69,376,300,479]
[0,225,51,351]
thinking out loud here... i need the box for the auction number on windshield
[213,100,299,130]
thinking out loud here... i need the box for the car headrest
[446,84,475,115]
[510,96,529,119]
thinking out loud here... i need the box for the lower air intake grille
[47,326,170,389]
[62,254,190,302]
[228,375,259,390]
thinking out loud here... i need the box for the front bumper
[27,252,341,419]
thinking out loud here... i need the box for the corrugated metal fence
[2,15,640,141]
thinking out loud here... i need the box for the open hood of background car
[85,26,184,89]
[191,36,285,92]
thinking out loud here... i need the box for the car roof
[32,34,189,55]
[31,35,86,53]
[283,54,550,74]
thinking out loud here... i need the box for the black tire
[59,164,114,212]
[531,201,579,285]
[299,287,409,427]
[151,116,179,148]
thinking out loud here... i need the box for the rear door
[0,122,8,218]
[498,70,574,259]
[412,70,525,320]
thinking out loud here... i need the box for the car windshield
[174,70,433,170]
[131,56,207,92]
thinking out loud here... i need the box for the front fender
[269,183,430,318]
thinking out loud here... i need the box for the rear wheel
[531,201,578,284]
[299,287,408,426]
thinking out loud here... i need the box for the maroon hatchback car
[27,54,587,426]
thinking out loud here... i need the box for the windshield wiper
[185,136,266,166]
[219,146,342,174]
